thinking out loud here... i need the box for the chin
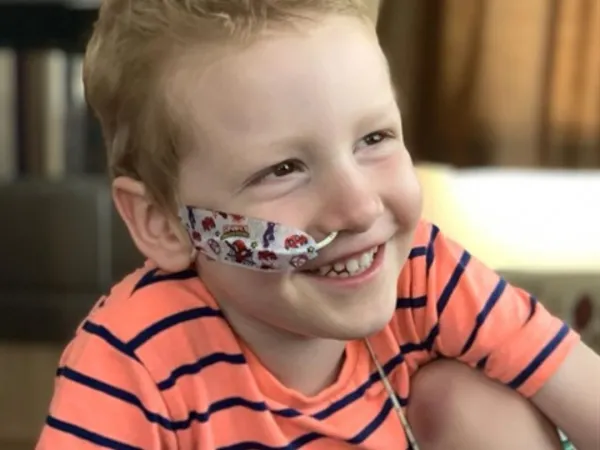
[318,289,398,341]
[337,316,394,341]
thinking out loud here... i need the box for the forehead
[176,16,393,138]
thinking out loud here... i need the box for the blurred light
[417,164,600,273]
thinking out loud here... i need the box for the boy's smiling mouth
[312,246,379,277]
[304,244,386,284]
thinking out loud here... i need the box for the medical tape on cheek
[179,206,337,272]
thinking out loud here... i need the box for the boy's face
[176,16,422,340]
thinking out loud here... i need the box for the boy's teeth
[346,259,359,273]
[315,247,378,278]
[359,252,371,267]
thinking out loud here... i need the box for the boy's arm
[36,322,178,449]
[532,341,600,449]
[413,222,598,447]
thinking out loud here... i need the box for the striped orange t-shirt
[36,221,579,449]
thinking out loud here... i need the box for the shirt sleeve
[35,321,179,450]
[410,221,580,397]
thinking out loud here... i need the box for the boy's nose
[314,173,384,236]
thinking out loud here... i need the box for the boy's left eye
[357,130,394,148]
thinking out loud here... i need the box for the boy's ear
[112,176,193,272]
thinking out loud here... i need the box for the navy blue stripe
[476,355,489,370]
[271,406,303,418]
[425,225,439,273]
[436,251,471,317]
[197,397,301,423]
[128,306,224,350]
[58,365,297,430]
[219,432,323,450]
[311,376,374,420]
[527,295,537,321]
[62,357,402,430]
[288,432,325,449]
[415,322,440,352]
[312,352,407,421]
[399,324,440,354]
[157,352,246,390]
[220,398,396,450]
[58,350,411,434]
[132,268,159,293]
[190,351,408,425]
[82,321,139,361]
[219,398,396,450]
[46,415,142,450]
[381,352,408,382]
[400,337,432,354]
[205,397,266,418]
[460,278,507,356]
[396,295,427,309]
[347,397,394,444]
[507,322,570,390]
[174,397,297,427]
[57,366,177,429]
[201,397,290,421]
[132,268,197,293]
[408,246,426,259]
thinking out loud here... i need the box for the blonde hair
[84,0,373,211]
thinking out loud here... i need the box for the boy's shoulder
[404,218,479,274]
[69,262,234,380]
[82,263,219,343]
[47,265,243,443]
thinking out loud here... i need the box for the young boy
[36,1,599,449]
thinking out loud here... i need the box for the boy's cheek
[384,163,423,229]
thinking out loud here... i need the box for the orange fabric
[36,221,579,449]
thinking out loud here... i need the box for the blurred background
[0,0,599,448]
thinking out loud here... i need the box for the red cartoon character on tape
[225,240,254,266]
[284,234,308,250]
[201,216,216,231]
[257,250,277,270]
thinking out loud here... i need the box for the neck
[224,307,347,396]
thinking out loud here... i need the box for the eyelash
[358,129,395,148]
[252,129,395,184]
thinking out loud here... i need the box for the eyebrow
[233,94,400,173]
[353,97,400,131]
[254,96,399,151]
